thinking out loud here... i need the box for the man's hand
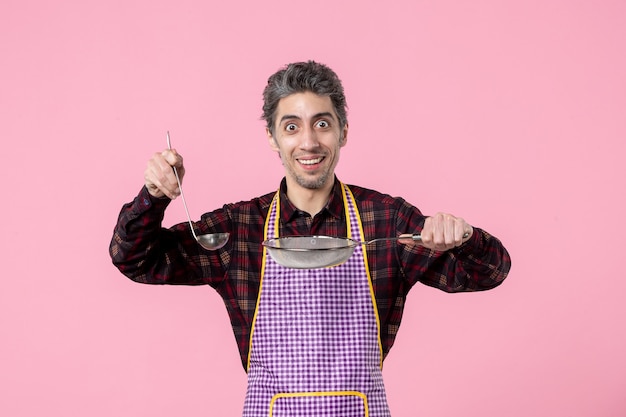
[400,212,473,251]
[144,149,185,199]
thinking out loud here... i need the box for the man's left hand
[400,212,473,251]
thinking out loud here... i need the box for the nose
[299,126,320,150]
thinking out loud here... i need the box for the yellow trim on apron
[342,185,384,370]
[246,184,384,371]
[246,193,277,372]
[269,391,369,417]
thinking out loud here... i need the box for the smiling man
[269,91,347,214]
[110,60,511,417]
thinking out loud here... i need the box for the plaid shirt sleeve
[395,199,511,293]
[349,185,510,293]
[109,186,231,286]
[350,185,511,359]
[109,186,271,368]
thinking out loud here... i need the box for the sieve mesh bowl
[262,236,358,269]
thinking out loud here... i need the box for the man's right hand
[144,149,185,199]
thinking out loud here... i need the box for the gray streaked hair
[262,60,348,135]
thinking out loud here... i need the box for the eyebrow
[279,112,336,124]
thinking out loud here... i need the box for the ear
[267,127,279,151]
[339,123,349,147]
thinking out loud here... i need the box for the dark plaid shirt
[110,177,511,370]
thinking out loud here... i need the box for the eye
[316,120,330,128]
[285,123,298,132]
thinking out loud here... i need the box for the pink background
[2,0,625,416]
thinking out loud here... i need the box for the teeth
[299,157,323,165]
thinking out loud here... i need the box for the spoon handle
[397,233,422,242]
[396,232,469,243]
[166,131,199,240]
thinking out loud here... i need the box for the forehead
[275,92,337,122]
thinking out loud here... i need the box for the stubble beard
[280,138,343,191]
[294,169,331,190]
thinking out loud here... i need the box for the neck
[285,177,335,217]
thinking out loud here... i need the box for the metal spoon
[166,131,229,250]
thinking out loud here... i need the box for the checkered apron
[242,184,391,417]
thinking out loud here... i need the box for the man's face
[267,92,348,192]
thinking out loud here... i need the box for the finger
[162,150,186,188]
[162,149,188,186]
[145,152,181,199]
[443,214,457,248]
[447,216,461,247]
[449,217,473,247]
[422,215,449,251]
[459,224,473,244]
[432,214,445,248]
[420,217,434,247]
[163,148,184,169]
[433,213,454,251]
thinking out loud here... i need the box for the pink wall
[2,1,625,416]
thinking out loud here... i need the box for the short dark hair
[262,60,348,135]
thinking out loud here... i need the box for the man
[110,60,511,416]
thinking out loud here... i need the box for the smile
[298,157,324,166]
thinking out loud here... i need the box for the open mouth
[297,157,325,166]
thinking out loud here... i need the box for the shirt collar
[279,176,344,223]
